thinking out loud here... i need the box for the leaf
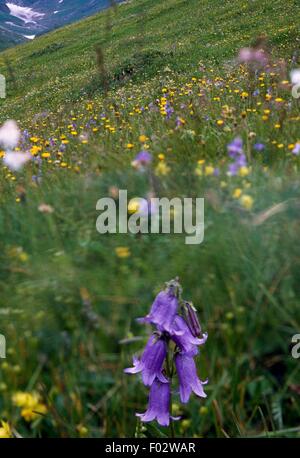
[144,423,168,438]
[271,395,283,430]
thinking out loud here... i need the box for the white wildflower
[0,120,20,150]
[3,151,31,172]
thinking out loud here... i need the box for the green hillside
[0,0,299,439]
[0,0,298,119]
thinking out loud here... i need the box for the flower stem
[166,340,175,438]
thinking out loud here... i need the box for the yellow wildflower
[30,145,42,155]
[12,391,39,408]
[232,188,242,199]
[240,195,254,210]
[195,166,203,176]
[155,161,170,176]
[139,135,148,143]
[115,247,130,258]
[128,198,141,214]
[241,91,249,98]
[0,421,12,439]
[204,165,214,176]
[239,166,250,177]
[77,424,89,437]
[21,404,47,422]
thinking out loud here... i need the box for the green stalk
[166,340,175,438]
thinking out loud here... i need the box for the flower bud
[165,277,182,298]
[183,301,202,338]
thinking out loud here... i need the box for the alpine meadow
[0,0,300,439]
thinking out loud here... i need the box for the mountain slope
[0,0,121,50]
[0,0,298,122]
[0,2,27,50]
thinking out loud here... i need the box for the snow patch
[6,2,45,25]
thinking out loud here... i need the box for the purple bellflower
[227,137,248,176]
[292,143,300,155]
[227,137,243,158]
[132,150,153,170]
[125,278,208,430]
[254,143,265,152]
[138,289,179,333]
[171,315,207,357]
[136,380,179,427]
[175,353,207,403]
[124,335,168,386]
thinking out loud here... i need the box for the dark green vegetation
[0,0,299,438]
